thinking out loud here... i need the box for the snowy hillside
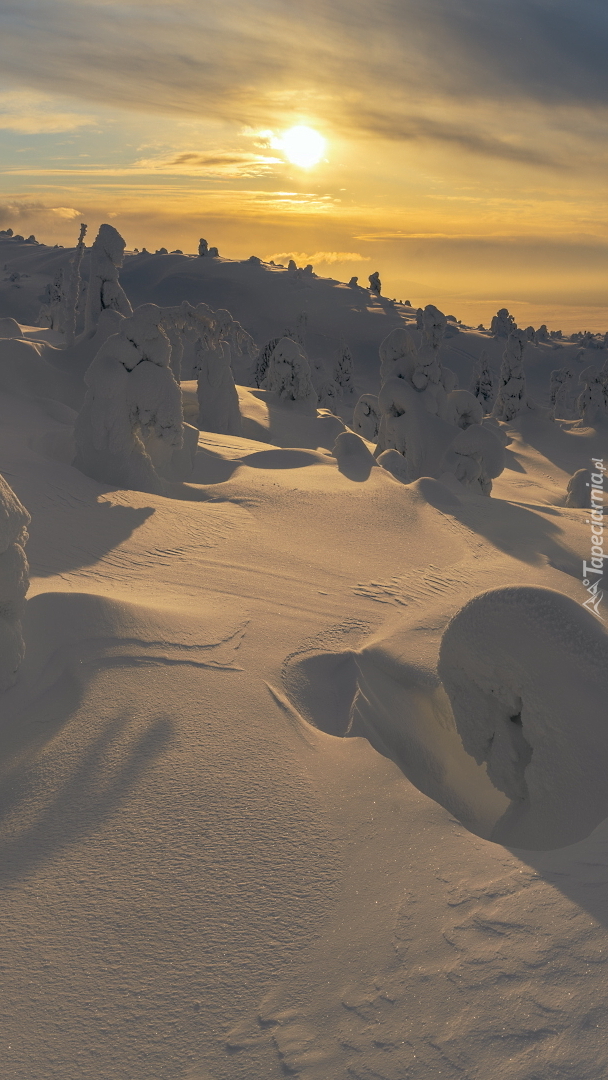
[0,229,607,1080]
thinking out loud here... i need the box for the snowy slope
[0,235,607,1079]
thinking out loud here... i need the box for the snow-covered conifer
[549,365,575,420]
[198,238,208,256]
[333,338,355,397]
[369,271,381,295]
[379,327,418,384]
[194,339,242,435]
[84,224,133,336]
[253,337,280,388]
[0,474,30,691]
[264,337,317,408]
[283,311,307,346]
[348,276,358,288]
[470,350,494,412]
[422,304,447,351]
[535,324,550,344]
[492,330,529,421]
[491,308,517,337]
[525,325,536,341]
[64,223,87,347]
[352,394,381,442]
[416,308,424,331]
[577,365,607,426]
[38,267,66,332]
[74,304,184,493]
[442,422,506,495]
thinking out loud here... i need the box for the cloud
[267,250,370,265]
[134,150,283,177]
[0,1,606,165]
[0,200,81,223]
[0,90,93,133]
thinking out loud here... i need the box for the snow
[0,233,607,1080]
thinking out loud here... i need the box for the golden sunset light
[0,3,607,1075]
[278,125,326,168]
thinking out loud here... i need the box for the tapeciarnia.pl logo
[582,457,605,620]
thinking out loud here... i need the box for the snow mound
[438,586,608,848]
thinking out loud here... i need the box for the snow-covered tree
[379,327,418,384]
[470,350,494,412]
[252,337,280,388]
[441,422,506,495]
[549,365,576,420]
[535,324,550,344]
[194,338,242,435]
[283,311,307,346]
[577,365,608,426]
[492,330,529,421]
[198,238,208,256]
[74,304,184,494]
[84,224,133,336]
[38,267,66,332]
[422,303,447,351]
[64,223,87,347]
[333,338,355,397]
[416,308,424,331]
[368,271,381,295]
[0,473,30,691]
[264,337,317,408]
[348,276,358,288]
[524,325,536,342]
[491,308,517,337]
[352,394,382,442]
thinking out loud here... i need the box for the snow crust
[0,233,607,1080]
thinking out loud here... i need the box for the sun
[280,125,326,168]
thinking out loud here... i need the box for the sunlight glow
[279,126,326,168]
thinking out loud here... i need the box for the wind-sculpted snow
[0,473,30,692]
[288,585,608,851]
[438,586,608,848]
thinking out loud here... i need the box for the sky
[0,0,607,330]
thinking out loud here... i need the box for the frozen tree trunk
[195,340,242,435]
[0,474,30,691]
[64,223,87,347]
[84,224,133,336]
[492,330,528,421]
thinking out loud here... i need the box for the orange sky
[1,0,607,330]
